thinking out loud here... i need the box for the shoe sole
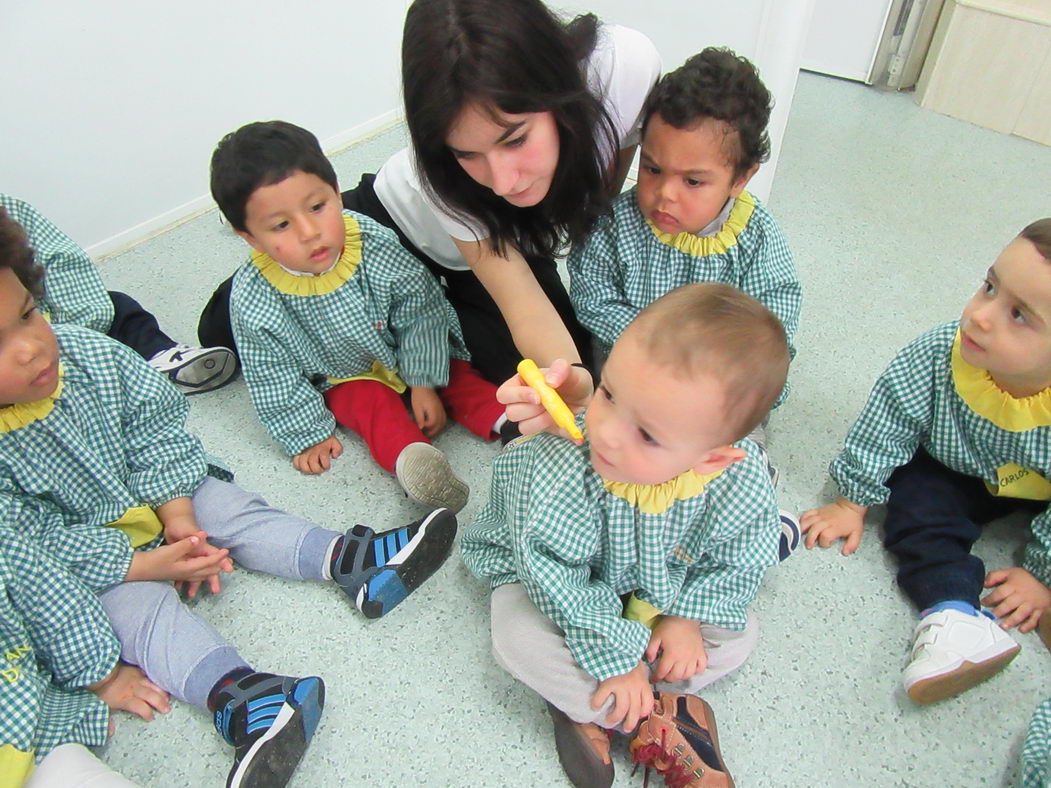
[905,642,1020,704]
[395,443,469,513]
[226,677,325,788]
[171,348,238,394]
[547,703,614,788]
[357,508,457,619]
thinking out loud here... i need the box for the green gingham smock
[830,321,1051,584]
[461,422,780,681]
[0,523,117,771]
[230,211,469,456]
[0,193,113,333]
[566,188,800,358]
[1023,698,1051,788]
[0,324,208,563]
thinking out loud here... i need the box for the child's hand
[801,497,868,555]
[90,663,170,722]
[293,435,344,475]
[127,532,232,589]
[496,359,592,442]
[982,567,1051,632]
[161,530,234,599]
[645,616,707,683]
[410,386,447,438]
[590,661,653,732]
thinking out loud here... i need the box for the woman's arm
[453,236,580,367]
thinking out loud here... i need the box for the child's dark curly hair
[0,207,44,300]
[643,47,772,179]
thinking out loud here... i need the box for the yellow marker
[517,359,584,441]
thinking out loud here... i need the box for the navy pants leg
[883,448,1035,610]
[107,291,176,361]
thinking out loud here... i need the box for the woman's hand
[496,359,593,442]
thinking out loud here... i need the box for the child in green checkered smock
[0,519,119,784]
[803,219,1051,708]
[462,283,791,787]
[567,48,800,407]
[0,194,236,396]
[0,210,459,787]
[209,121,505,513]
[1023,698,1051,788]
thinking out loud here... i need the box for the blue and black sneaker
[778,510,802,562]
[330,508,457,619]
[210,670,325,788]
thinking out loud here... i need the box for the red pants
[323,359,502,473]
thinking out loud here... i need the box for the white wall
[554,0,817,200]
[0,1,407,256]
[1,1,813,256]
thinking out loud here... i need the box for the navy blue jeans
[108,291,175,361]
[883,447,1041,610]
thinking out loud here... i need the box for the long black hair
[401,0,618,258]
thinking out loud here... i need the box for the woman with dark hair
[340,0,660,385]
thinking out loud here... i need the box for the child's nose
[15,333,43,365]
[295,216,320,240]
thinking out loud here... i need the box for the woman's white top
[374,24,661,271]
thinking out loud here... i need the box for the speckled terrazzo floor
[91,72,1051,787]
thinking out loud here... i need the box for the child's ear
[729,164,759,198]
[692,445,747,476]
[235,229,264,252]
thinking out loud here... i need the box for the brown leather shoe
[546,703,614,788]
[629,692,734,788]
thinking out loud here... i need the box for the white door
[802,0,895,82]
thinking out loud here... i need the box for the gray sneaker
[394,442,469,513]
[149,344,237,395]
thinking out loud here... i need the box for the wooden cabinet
[917,0,1051,146]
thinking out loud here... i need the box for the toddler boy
[0,208,456,786]
[568,48,800,402]
[206,121,507,510]
[462,283,790,788]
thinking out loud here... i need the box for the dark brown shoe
[629,692,734,788]
[546,703,614,788]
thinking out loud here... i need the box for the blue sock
[920,600,979,618]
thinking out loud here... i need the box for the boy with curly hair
[567,47,800,406]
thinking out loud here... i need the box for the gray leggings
[490,583,758,726]
[98,477,339,709]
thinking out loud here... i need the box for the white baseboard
[90,109,405,261]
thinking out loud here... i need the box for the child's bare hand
[410,386,447,437]
[173,534,235,599]
[591,662,653,732]
[496,359,592,442]
[645,616,707,683]
[90,663,170,722]
[801,498,867,555]
[128,533,232,594]
[982,567,1051,632]
[292,435,344,474]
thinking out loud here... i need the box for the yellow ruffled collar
[644,191,755,257]
[250,214,362,296]
[951,330,1051,431]
[0,373,63,433]
[602,467,725,515]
